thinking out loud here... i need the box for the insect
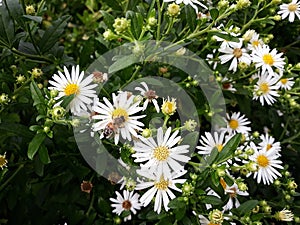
[102,116,126,139]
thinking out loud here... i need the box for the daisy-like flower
[135,82,160,113]
[222,112,251,135]
[48,65,98,115]
[249,142,283,185]
[218,39,251,72]
[274,208,294,221]
[132,127,190,176]
[220,178,249,211]
[110,190,142,221]
[221,77,237,92]
[278,0,300,23]
[92,91,145,144]
[0,152,8,169]
[197,131,228,155]
[258,133,281,155]
[246,32,264,51]
[136,168,186,214]
[251,45,285,76]
[164,0,207,15]
[253,72,280,106]
[278,77,295,90]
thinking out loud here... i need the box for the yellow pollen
[252,40,260,47]
[233,48,243,58]
[259,82,270,94]
[257,154,269,167]
[112,108,129,121]
[208,223,220,225]
[262,54,274,65]
[266,144,272,151]
[280,78,288,85]
[153,146,170,161]
[64,83,79,96]
[216,144,223,152]
[122,200,132,210]
[154,176,169,190]
[220,178,227,190]
[229,119,239,130]
[288,3,297,12]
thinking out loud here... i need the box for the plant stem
[0,164,24,192]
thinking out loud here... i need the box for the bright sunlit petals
[278,0,300,22]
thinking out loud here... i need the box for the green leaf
[0,123,34,139]
[0,3,15,48]
[205,147,219,165]
[184,5,196,31]
[109,54,137,74]
[201,195,223,205]
[30,80,46,114]
[38,145,51,164]
[215,133,241,164]
[28,133,46,160]
[6,0,25,28]
[168,198,186,209]
[60,94,75,109]
[100,10,115,30]
[237,200,259,215]
[22,15,43,23]
[210,8,219,21]
[38,15,70,53]
[34,154,44,176]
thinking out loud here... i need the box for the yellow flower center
[216,144,223,152]
[208,223,220,225]
[233,48,243,58]
[112,108,129,121]
[280,78,288,85]
[161,98,177,115]
[153,146,170,161]
[154,176,169,190]
[259,82,269,94]
[0,155,7,169]
[64,83,80,96]
[252,40,260,47]
[122,200,132,210]
[229,119,239,130]
[266,144,272,151]
[262,53,274,66]
[257,154,269,167]
[288,3,297,12]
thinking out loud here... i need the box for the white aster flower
[249,142,283,185]
[136,169,186,214]
[253,72,280,106]
[164,0,207,14]
[132,127,190,176]
[247,32,264,51]
[110,190,142,221]
[218,39,251,72]
[258,133,281,155]
[92,91,145,144]
[275,208,294,221]
[278,77,295,90]
[251,45,286,76]
[222,112,251,135]
[48,65,98,115]
[221,77,237,92]
[220,178,249,211]
[197,131,228,155]
[135,82,160,113]
[278,0,300,23]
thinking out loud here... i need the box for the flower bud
[167,3,180,17]
[16,75,26,84]
[103,29,117,41]
[142,128,152,138]
[31,68,43,78]
[236,0,251,10]
[50,89,59,98]
[26,5,35,15]
[148,17,157,26]
[161,97,177,116]
[52,106,66,119]
[113,18,130,34]
[184,119,197,132]
[273,15,281,21]
[0,93,10,104]
[209,209,224,224]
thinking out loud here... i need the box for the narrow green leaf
[205,147,219,165]
[38,145,51,164]
[22,15,43,23]
[0,123,34,139]
[6,0,25,28]
[100,10,115,30]
[34,154,44,176]
[28,133,46,160]
[215,133,241,164]
[30,80,44,106]
[184,5,196,31]
[237,200,259,215]
[109,54,137,74]
[201,195,223,205]
[0,3,15,47]
[60,94,75,109]
[38,15,70,53]
[210,8,219,21]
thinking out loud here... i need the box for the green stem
[120,65,142,90]
[0,164,24,192]
[156,0,164,41]
[86,191,95,216]
[11,48,54,64]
